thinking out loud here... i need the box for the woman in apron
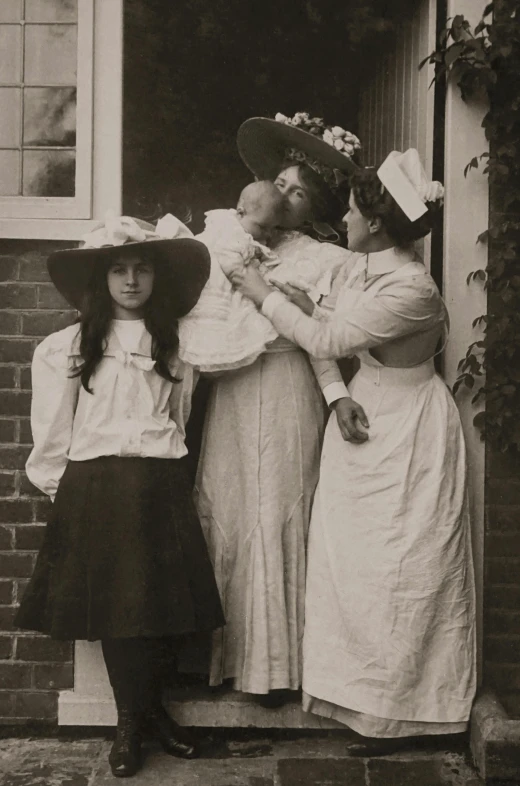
[230,148,477,754]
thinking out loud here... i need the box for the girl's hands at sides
[270,281,315,316]
[332,397,370,443]
[228,266,273,306]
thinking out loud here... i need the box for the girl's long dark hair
[72,246,180,392]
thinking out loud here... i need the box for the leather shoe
[145,705,199,759]
[109,708,142,778]
[253,689,291,709]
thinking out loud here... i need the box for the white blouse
[26,320,196,500]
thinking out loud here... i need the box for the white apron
[302,263,477,736]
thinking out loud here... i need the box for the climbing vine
[421,0,520,451]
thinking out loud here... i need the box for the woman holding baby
[189,113,362,707]
[230,126,476,752]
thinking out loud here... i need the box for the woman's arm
[229,266,442,360]
[25,339,81,500]
[261,280,441,360]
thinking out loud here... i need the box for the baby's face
[239,190,286,243]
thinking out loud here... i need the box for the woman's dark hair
[348,167,441,247]
[279,159,348,225]
[72,245,180,392]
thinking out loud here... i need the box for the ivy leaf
[464,157,479,176]
[473,411,487,429]
[445,40,466,66]
[419,53,433,69]
[451,15,470,42]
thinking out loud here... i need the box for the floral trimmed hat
[237,112,362,191]
[47,213,210,317]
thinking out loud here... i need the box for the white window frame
[0,0,122,239]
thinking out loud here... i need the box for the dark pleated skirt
[15,457,225,641]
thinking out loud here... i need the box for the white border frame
[0,0,123,238]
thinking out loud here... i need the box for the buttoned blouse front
[26,320,196,500]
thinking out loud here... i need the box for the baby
[178,182,288,372]
[235,180,286,247]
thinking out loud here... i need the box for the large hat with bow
[237,112,361,190]
[47,213,210,317]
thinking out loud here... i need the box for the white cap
[377,149,444,222]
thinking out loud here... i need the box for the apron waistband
[357,359,436,387]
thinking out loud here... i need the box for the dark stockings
[102,637,198,773]
[101,637,174,716]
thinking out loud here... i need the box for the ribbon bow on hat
[155,213,195,240]
[377,149,444,222]
[82,211,195,249]
[82,212,153,249]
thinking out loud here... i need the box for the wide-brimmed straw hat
[237,112,361,184]
[47,213,210,317]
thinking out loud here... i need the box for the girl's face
[343,191,373,253]
[107,252,154,320]
[274,166,313,229]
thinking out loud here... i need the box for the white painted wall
[443,0,488,682]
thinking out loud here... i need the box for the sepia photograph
[0,0,519,783]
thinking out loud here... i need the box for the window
[0,0,93,218]
[0,0,122,239]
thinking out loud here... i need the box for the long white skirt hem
[302,694,468,738]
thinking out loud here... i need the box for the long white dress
[195,231,354,694]
[261,248,477,735]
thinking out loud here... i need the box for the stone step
[58,686,344,729]
[164,686,344,729]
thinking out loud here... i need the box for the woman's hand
[332,397,369,443]
[228,266,273,307]
[270,281,315,316]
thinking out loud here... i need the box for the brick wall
[484,446,520,717]
[0,240,76,724]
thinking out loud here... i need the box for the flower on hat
[275,111,362,162]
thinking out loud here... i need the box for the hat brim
[47,238,211,317]
[237,118,359,181]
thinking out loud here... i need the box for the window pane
[23,149,75,196]
[24,87,76,146]
[0,150,20,195]
[0,0,23,22]
[25,0,78,22]
[24,24,77,86]
[0,25,21,83]
[0,88,21,146]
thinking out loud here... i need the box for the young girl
[15,215,224,778]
